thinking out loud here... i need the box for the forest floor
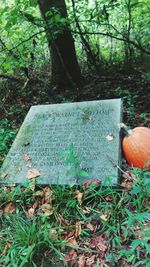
[0,67,150,266]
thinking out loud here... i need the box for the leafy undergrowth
[0,169,150,267]
[0,68,150,266]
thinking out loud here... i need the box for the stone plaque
[0,99,122,185]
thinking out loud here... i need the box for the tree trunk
[38,0,83,91]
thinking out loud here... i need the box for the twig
[0,73,23,81]
[21,78,30,90]
[107,155,133,180]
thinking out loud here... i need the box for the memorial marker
[0,99,122,185]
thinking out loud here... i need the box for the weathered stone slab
[0,99,122,185]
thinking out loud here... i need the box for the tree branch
[0,73,23,81]
[0,37,19,59]
[72,30,150,55]
[0,29,46,54]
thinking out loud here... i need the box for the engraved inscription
[0,100,122,185]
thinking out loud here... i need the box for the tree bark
[38,0,83,91]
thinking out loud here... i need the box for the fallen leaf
[86,255,96,266]
[49,229,58,239]
[75,221,82,237]
[50,229,57,235]
[23,154,30,161]
[91,234,108,252]
[64,249,77,265]
[66,237,78,246]
[97,242,107,252]
[32,201,39,209]
[105,196,113,202]
[43,186,54,203]
[82,179,101,188]
[76,190,83,205]
[26,168,40,179]
[4,203,16,213]
[57,213,69,226]
[100,214,109,221]
[122,171,137,181]
[27,207,35,218]
[121,180,133,189]
[82,208,91,214]
[86,223,94,231]
[1,242,11,256]
[78,254,86,267]
[41,203,53,216]
[32,190,44,198]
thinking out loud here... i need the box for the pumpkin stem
[118,123,132,136]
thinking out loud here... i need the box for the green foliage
[60,143,89,184]
[0,119,16,165]
[0,0,149,76]
[0,216,65,266]
[0,168,149,266]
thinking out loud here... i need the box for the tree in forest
[38,0,83,91]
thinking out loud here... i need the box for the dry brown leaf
[49,229,58,239]
[23,154,30,161]
[1,242,11,256]
[27,207,35,218]
[32,190,44,198]
[82,179,101,189]
[43,186,54,203]
[122,171,137,181]
[66,237,78,246]
[41,203,53,216]
[76,190,83,205]
[100,214,109,222]
[82,208,90,214]
[64,249,77,265]
[78,254,86,267]
[105,196,113,202]
[66,230,76,239]
[86,255,96,266]
[75,221,82,237]
[32,201,39,209]
[57,213,70,226]
[4,203,16,213]
[97,242,107,252]
[121,180,133,189]
[91,234,108,252]
[99,259,109,267]
[86,223,94,231]
[4,187,11,193]
[26,168,40,179]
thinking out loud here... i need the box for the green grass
[0,169,149,266]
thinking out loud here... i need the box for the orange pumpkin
[122,126,150,170]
